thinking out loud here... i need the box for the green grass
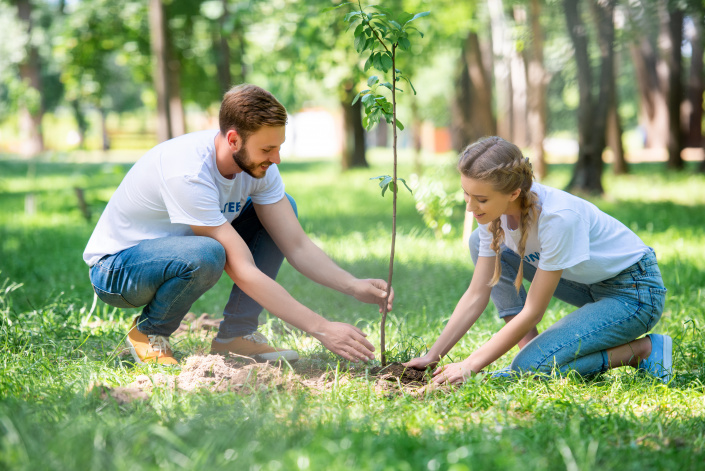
[1,151,704,470]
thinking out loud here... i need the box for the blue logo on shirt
[524,252,540,263]
[221,202,242,213]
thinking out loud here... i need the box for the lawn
[1,150,704,470]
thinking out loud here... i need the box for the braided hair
[458,137,538,292]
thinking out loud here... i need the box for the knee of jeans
[510,346,550,375]
[191,238,226,284]
[285,193,298,218]
[469,228,481,264]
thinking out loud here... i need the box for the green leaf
[395,119,404,131]
[399,36,411,51]
[381,82,392,90]
[354,23,364,37]
[367,75,379,87]
[403,11,430,26]
[398,178,413,194]
[381,53,393,71]
[390,20,402,30]
[379,175,393,188]
[361,93,375,106]
[354,34,365,52]
[369,175,390,181]
[364,55,374,72]
[351,92,363,106]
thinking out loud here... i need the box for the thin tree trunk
[16,0,44,157]
[341,81,368,169]
[100,108,111,151]
[488,0,512,141]
[686,18,704,148]
[525,0,547,180]
[663,5,684,169]
[149,0,172,143]
[215,0,231,95]
[607,99,627,174]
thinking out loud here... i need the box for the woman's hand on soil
[312,321,375,363]
[350,278,394,313]
[432,359,476,384]
[403,354,439,371]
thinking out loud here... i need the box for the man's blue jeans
[89,195,297,337]
[468,228,667,377]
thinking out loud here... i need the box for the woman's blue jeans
[468,229,667,377]
[89,195,297,337]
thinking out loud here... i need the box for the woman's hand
[432,358,477,384]
[403,353,440,371]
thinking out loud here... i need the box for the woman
[405,137,671,384]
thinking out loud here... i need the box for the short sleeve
[477,223,496,257]
[161,174,227,227]
[537,210,590,271]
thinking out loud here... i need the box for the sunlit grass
[1,153,704,470]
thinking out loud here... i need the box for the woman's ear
[509,188,521,202]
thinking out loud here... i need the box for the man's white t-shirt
[83,130,285,267]
[477,182,650,284]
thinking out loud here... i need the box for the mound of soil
[172,312,221,338]
[370,362,429,385]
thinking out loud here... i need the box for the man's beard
[232,145,266,179]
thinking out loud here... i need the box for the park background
[1,0,705,470]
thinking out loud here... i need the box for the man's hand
[432,359,477,385]
[402,354,440,371]
[311,321,376,362]
[350,278,394,313]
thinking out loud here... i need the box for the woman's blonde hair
[458,136,538,292]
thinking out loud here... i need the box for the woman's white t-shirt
[477,182,650,284]
[83,130,285,266]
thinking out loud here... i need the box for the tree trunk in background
[686,19,703,148]
[16,0,44,157]
[524,0,547,180]
[564,0,615,194]
[375,119,389,148]
[607,99,627,174]
[662,5,684,169]
[608,23,627,175]
[71,101,87,149]
[167,8,185,137]
[488,0,512,141]
[451,31,495,152]
[341,81,367,169]
[149,0,172,143]
[214,0,232,95]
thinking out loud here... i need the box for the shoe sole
[661,335,673,383]
[126,337,179,366]
[126,337,146,365]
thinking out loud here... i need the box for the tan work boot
[126,316,179,365]
[210,331,299,363]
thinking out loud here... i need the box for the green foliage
[343,2,428,131]
[369,174,412,197]
[410,171,465,238]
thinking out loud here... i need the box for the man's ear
[225,129,242,151]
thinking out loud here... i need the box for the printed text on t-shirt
[221,202,242,213]
[524,252,540,263]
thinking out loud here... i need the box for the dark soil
[370,362,429,385]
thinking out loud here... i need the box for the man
[84,84,392,365]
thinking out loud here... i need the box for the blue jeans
[468,229,667,377]
[89,194,297,337]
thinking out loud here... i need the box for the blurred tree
[13,0,44,156]
[626,0,685,170]
[563,0,617,194]
[56,0,148,149]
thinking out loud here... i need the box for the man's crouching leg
[90,236,226,365]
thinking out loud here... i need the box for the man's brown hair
[219,84,288,141]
